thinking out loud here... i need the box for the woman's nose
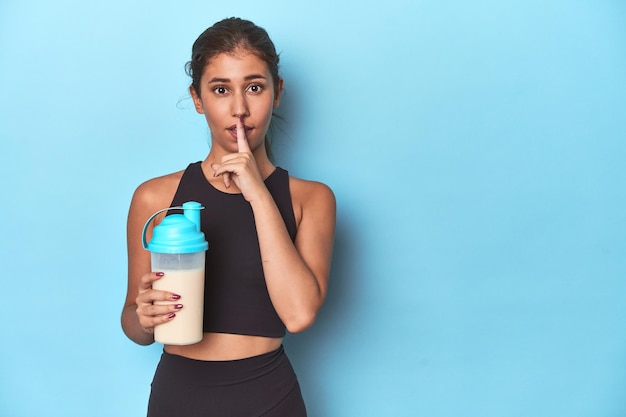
[231,91,249,117]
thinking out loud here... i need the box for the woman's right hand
[135,272,183,334]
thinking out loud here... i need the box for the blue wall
[1,1,625,416]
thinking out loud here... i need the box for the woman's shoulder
[287,174,336,234]
[131,169,186,213]
[289,175,332,194]
[288,175,336,213]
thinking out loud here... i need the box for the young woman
[121,17,336,416]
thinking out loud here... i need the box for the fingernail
[168,313,176,319]
[171,294,181,300]
[156,272,164,277]
[174,304,183,309]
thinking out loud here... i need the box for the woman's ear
[273,78,284,109]
[190,86,204,114]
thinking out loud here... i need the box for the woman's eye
[248,84,263,93]
[213,86,228,95]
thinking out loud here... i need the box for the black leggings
[147,345,307,417]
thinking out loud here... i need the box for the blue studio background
[1,1,625,416]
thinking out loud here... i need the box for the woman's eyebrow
[207,74,267,84]
[208,77,230,84]
[244,74,266,81]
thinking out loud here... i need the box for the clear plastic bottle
[142,201,208,345]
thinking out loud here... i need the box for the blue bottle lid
[142,201,208,254]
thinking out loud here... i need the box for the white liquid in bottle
[153,267,205,345]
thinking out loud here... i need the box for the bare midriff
[164,332,283,361]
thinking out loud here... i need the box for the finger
[151,311,177,326]
[146,289,182,302]
[211,162,234,189]
[147,302,184,315]
[138,272,181,301]
[136,292,181,315]
[237,116,251,153]
[139,308,180,333]
[139,271,165,290]
[223,172,231,188]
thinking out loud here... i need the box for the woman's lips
[227,125,252,138]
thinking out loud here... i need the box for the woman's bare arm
[121,174,183,345]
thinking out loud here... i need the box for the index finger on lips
[237,116,251,153]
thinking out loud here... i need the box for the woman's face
[191,50,283,155]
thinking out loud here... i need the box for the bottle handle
[141,206,183,250]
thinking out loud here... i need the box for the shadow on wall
[266,81,301,163]
[275,73,361,413]
[284,214,359,415]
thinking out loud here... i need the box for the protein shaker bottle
[142,201,208,345]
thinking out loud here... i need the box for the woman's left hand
[211,117,267,202]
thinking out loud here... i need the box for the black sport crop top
[168,162,297,338]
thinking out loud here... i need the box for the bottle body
[151,251,205,345]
